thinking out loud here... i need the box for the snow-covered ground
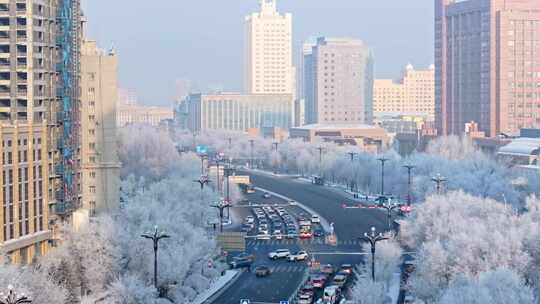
[191,270,241,304]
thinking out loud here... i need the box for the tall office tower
[304,37,374,125]
[0,0,66,263]
[244,0,294,95]
[436,0,540,137]
[80,40,120,215]
[374,64,435,119]
[301,39,316,125]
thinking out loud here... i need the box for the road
[211,171,388,304]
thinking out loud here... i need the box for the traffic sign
[240,300,250,304]
[196,145,208,155]
[280,301,289,304]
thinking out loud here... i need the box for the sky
[82,0,434,106]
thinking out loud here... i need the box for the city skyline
[82,0,434,106]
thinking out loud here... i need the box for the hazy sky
[82,0,434,106]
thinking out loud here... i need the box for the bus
[299,225,312,239]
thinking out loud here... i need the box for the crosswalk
[265,264,306,273]
[246,239,364,247]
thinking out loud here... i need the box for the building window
[89,171,96,178]
[89,186,96,194]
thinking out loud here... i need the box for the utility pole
[377,157,389,198]
[431,174,447,194]
[141,226,171,289]
[403,164,415,206]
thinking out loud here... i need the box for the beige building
[304,37,374,125]
[290,124,388,153]
[185,93,293,132]
[0,0,65,263]
[244,0,295,95]
[374,64,435,119]
[117,104,174,127]
[80,40,120,215]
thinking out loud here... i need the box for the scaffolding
[55,0,81,216]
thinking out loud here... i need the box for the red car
[310,274,327,288]
[299,284,315,297]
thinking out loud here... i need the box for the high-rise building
[0,0,79,263]
[80,40,120,215]
[244,0,294,95]
[436,0,540,137]
[304,37,374,125]
[117,104,174,127]
[374,64,435,119]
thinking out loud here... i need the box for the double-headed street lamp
[0,285,32,304]
[403,164,415,206]
[212,200,231,232]
[249,139,255,169]
[379,199,401,230]
[362,227,388,281]
[141,226,171,290]
[432,173,447,194]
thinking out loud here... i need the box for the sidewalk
[191,270,242,304]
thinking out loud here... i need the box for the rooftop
[293,124,378,130]
[498,138,540,156]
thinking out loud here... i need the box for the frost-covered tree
[0,264,68,303]
[349,274,390,304]
[438,269,535,304]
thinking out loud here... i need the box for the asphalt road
[211,171,387,304]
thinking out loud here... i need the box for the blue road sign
[196,145,208,154]
[280,301,289,304]
[240,300,250,304]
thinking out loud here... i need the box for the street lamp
[141,226,171,290]
[198,154,207,176]
[347,152,357,192]
[377,157,389,198]
[211,200,231,232]
[403,164,415,206]
[362,227,388,281]
[0,285,32,304]
[431,173,447,194]
[223,166,234,220]
[249,139,255,169]
[317,146,325,177]
[379,199,401,230]
[272,142,279,174]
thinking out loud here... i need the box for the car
[229,257,253,269]
[311,215,321,223]
[299,284,315,297]
[310,274,327,288]
[254,265,271,277]
[298,293,313,304]
[340,264,353,275]
[257,232,271,240]
[246,216,254,223]
[273,229,283,240]
[262,192,271,199]
[321,285,341,304]
[332,274,347,287]
[298,218,311,227]
[233,252,255,262]
[321,264,335,275]
[313,228,324,237]
[268,249,291,259]
[288,250,309,262]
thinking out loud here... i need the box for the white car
[268,249,291,259]
[288,250,309,262]
[257,232,271,240]
[246,216,254,224]
[311,215,321,223]
[273,229,283,240]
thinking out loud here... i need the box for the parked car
[254,265,271,277]
[288,250,309,262]
[268,249,291,259]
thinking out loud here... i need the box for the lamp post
[379,199,401,230]
[141,226,171,289]
[362,227,388,281]
[377,157,389,198]
[347,152,357,192]
[431,173,447,194]
[0,285,32,304]
[272,142,279,174]
[199,154,207,176]
[212,200,231,232]
[403,164,415,206]
[317,146,325,177]
[249,139,255,169]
